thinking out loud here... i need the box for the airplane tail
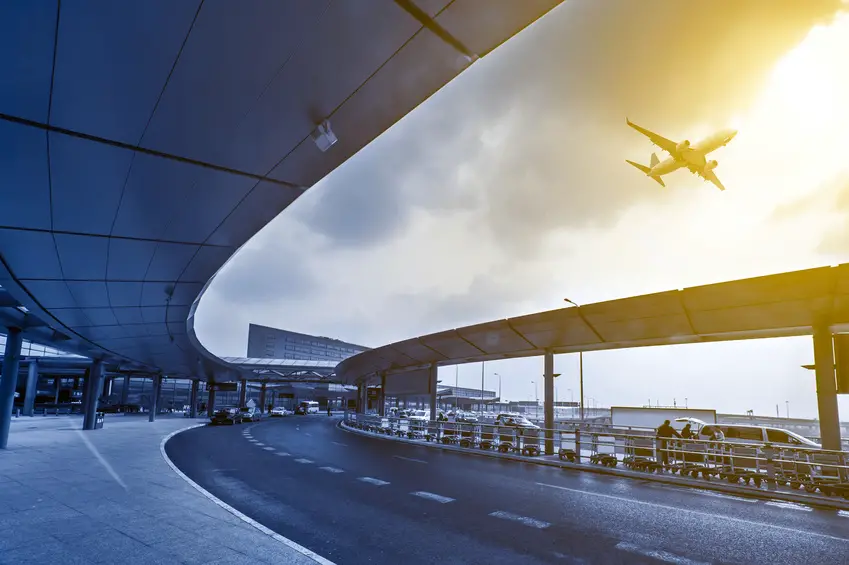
[626,159,666,187]
[650,152,659,167]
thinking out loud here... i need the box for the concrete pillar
[239,378,247,407]
[356,383,363,413]
[53,377,61,404]
[428,363,438,421]
[149,374,162,423]
[544,350,555,455]
[121,375,130,405]
[189,380,199,418]
[23,359,39,416]
[82,359,104,430]
[103,377,113,398]
[259,382,267,413]
[0,327,23,449]
[813,325,842,451]
[207,385,216,418]
[379,373,386,416]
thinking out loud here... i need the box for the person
[680,423,693,439]
[656,419,682,468]
[327,404,332,416]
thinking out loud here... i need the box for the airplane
[625,118,737,191]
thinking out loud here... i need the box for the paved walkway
[0,414,320,565]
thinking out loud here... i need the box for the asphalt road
[166,416,849,565]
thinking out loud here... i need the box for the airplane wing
[626,118,679,156]
[688,164,725,191]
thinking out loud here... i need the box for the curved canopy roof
[335,263,849,384]
[0,1,562,381]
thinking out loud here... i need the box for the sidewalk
[0,415,321,565]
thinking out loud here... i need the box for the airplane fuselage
[649,128,736,176]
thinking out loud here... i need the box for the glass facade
[0,333,84,358]
[246,324,368,362]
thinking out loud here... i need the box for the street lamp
[564,297,585,420]
[494,372,501,404]
[530,380,539,419]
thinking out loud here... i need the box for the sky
[196,0,849,420]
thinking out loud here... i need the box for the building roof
[335,263,849,384]
[0,1,563,381]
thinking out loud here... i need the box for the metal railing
[344,413,849,500]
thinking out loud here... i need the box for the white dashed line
[275,452,291,457]
[536,482,849,543]
[616,542,710,565]
[358,477,390,486]
[294,458,314,464]
[254,442,266,447]
[488,511,550,529]
[331,441,348,447]
[305,432,312,437]
[839,510,849,518]
[248,439,258,443]
[393,455,427,464]
[411,491,454,504]
[688,489,756,503]
[765,501,813,512]
[263,447,275,452]
[320,466,345,474]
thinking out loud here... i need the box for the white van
[296,401,319,415]
[676,418,821,449]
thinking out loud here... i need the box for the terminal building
[246,323,368,362]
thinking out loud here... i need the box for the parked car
[496,414,540,430]
[240,407,260,422]
[675,418,821,449]
[270,407,291,417]
[455,411,479,424]
[210,407,242,425]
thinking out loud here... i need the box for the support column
[544,350,555,455]
[207,385,216,418]
[356,383,363,413]
[53,377,61,404]
[378,373,386,416]
[23,359,39,416]
[121,376,130,405]
[149,374,162,423]
[239,378,247,408]
[82,359,104,430]
[813,325,842,451]
[0,327,23,449]
[259,382,267,413]
[189,379,199,418]
[103,377,113,398]
[428,363,438,421]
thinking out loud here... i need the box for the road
[166,416,849,565]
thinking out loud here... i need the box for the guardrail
[345,414,849,501]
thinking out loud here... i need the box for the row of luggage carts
[347,415,849,500]
[582,432,849,499]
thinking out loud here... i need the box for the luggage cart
[458,424,477,448]
[718,445,764,486]
[480,424,497,450]
[588,433,617,467]
[671,441,715,479]
[424,422,440,442]
[441,423,459,445]
[497,426,517,453]
[558,430,577,462]
[519,427,541,457]
[623,436,659,472]
[799,452,849,497]
[408,419,426,439]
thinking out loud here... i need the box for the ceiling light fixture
[311,120,338,152]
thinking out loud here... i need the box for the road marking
[254,442,266,447]
[263,447,275,452]
[536,482,849,543]
[688,489,756,503]
[765,501,813,512]
[305,432,312,437]
[358,477,390,486]
[295,458,314,464]
[320,466,345,474]
[839,510,849,518]
[276,452,291,457]
[411,491,454,504]
[615,542,710,565]
[393,455,427,464]
[160,425,338,565]
[488,510,551,529]
[248,439,258,443]
[332,441,348,447]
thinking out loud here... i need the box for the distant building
[246,323,368,362]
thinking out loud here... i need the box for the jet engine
[704,160,718,173]
[676,140,690,153]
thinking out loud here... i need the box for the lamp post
[564,298,585,420]
[494,372,501,406]
[480,361,485,413]
[530,380,539,419]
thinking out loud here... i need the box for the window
[766,429,791,444]
[726,427,763,441]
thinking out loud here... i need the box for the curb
[160,423,337,565]
[339,422,849,511]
